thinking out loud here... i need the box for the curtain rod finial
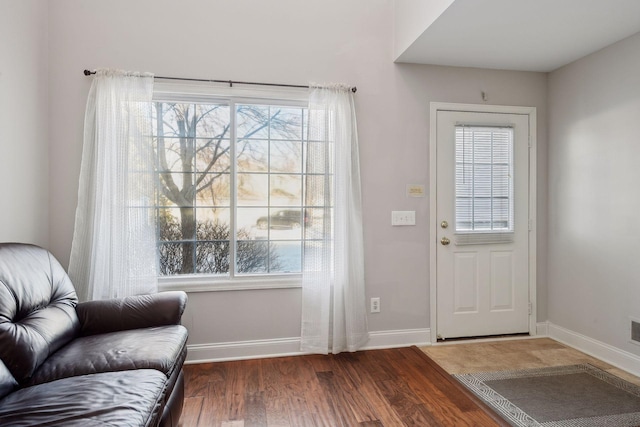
[83,69,95,76]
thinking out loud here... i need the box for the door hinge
[528,219,533,231]
[528,302,533,315]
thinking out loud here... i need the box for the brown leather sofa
[0,243,188,426]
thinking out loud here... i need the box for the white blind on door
[455,125,514,243]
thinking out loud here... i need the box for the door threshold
[433,332,540,346]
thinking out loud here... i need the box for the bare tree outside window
[153,100,307,276]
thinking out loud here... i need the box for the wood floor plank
[244,392,267,426]
[264,397,291,427]
[196,379,227,427]
[180,397,204,427]
[184,363,225,398]
[180,346,508,427]
[407,346,510,426]
[330,353,390,424]
[385,347,479,417]
[285,413,314,427]
[375,377,443,427]
[316,371,355,427]
[224,362,246,422]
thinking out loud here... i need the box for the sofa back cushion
[0,243,80,382]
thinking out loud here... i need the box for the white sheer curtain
[69,69,158,301]
[301,84,369,354]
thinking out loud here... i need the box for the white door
[435,109,531,339]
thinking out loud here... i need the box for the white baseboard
[185,328,431,364]
[547,322,640,377]
[362,328,431,350]
[536,321,549,336]
[186,337,305,363]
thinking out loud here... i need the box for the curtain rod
[83,69,357,93]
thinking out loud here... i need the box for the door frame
[429,102,537,344]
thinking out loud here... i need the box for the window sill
[158,274,302,293]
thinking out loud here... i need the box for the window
[455,125,514,234]
[152,94,314,281]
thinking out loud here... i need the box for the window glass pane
[196,241,230,274]
[268,208,303,240]
[270,107,304,140]
[237,173,268,206]
[196,173,231,207]
[237,207,268,237]
[158,207,187,241]
[455,126,514,233]
[270,175,302,206]
[237,140,269,172]
[271,140,302,173]
[153,103,194,138]
[236,240,269,274]
[195,104,231,138]
[194,213,231,276]
[196,140,231,174]
[158,207,196,240]
[195,208,230,228]
[158,242,192,276]
[237,105,269,139]
[271,241,302,273]
[157,172,195,196]
[153,137,183,168]
[154,100,232,277]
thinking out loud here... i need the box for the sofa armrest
[76,291,187,336]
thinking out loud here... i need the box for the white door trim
[429,102,537,345]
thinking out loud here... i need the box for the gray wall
[0,0,49,247]
[41,0,548,352]
[548,32,640,354]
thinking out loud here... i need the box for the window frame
[153,83,310,292]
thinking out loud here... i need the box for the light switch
[392,211,416,226]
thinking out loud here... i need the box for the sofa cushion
[28,325,188,386]
[0,360,17,400]
[0,369,166,427]
[0,243,80,382]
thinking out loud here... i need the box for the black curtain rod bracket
[83,69,357,93]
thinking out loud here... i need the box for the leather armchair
[0,243,188,427]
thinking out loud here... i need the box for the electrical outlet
[631,317,640,346]
[370,297,380,313]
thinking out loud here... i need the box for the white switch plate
[392,211,416,226]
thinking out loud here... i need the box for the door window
[455,125,514,244]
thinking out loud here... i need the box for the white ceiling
[395,0,640,72]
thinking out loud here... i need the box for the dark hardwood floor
[179,346,508,426]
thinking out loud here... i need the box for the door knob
[440,237,450,246]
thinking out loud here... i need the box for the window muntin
[153,98,313,278]
[455,125,514,234]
